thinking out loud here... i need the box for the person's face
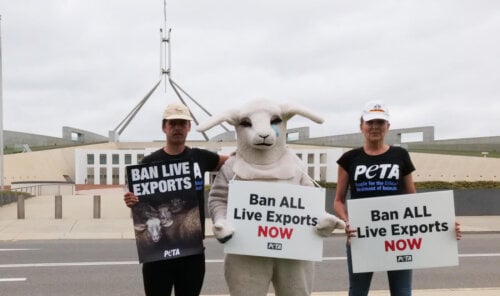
[163,119,191,144]
[360,119,390,142]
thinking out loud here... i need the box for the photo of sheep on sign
[126,159,204,263]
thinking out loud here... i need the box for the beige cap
[162,102,193,121]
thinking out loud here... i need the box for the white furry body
[198,99,344,296]
[209,154,315,296]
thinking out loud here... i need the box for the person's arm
[402,173,416,194]
[333,166,349,222]
[333,166,356,241]
[215,154,229,171]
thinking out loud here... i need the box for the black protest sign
[126,159,204,263]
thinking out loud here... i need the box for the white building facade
[75,146,345,185]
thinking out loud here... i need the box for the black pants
[142,253,205,296]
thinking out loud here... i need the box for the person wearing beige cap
[124,102,227,296]
[332,101,461,296]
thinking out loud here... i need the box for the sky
[1,0,500,142]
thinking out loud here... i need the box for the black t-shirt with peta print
[337,146,415,199]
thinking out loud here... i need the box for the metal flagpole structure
[110,1,228,142]
[159,1,229,139]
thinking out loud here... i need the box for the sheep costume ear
[196,99,324,132]
[196,108,240,132]
[279,102,324,124]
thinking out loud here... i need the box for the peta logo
[354,164,400,181]
[397,255,413,263]
[267,242,282,250]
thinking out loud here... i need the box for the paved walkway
[1,188,500,240]
[1,188,499,295]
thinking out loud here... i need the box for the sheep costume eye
[197,98,323,152]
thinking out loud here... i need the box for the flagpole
[0,15,5,190]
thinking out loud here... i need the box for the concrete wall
[3,142,121,186]
[3,127,108,149]
[4,130,74,148]
[62,126,109,143]
[209,131,236,142]
[409,136,500,152]
[293,126,435,147]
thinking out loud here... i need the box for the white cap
[362,100,389,121]
[162,102,193,121]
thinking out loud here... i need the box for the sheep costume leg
[197,99,345,296]
[225,253,314,296]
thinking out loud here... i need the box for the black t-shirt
[140,147,220,236]
[337,146,415,199]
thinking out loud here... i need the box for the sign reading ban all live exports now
[224,180,325,261]
[348,190,459,273]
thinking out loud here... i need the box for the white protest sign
[348,190,458,273]
[224,180,325,261]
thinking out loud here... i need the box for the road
[0,234,499,295]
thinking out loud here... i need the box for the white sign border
[224,180,325,261]
[348,190,459,272]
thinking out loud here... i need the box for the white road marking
[459,253,500,257]
[0,278,26,282]
[0,249,40,252]
[0,261,138,268]
[0,253,498,269]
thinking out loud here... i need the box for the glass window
[137,154,145,164]
[320,153,327,164]
[86,168,94,184]
[99,168,107,185]
[112,167,120,185]
[112,154,119,165]
[87,154,94,165]
[308,153,314,164]
[320,167,327,181]
[308,166,315,178]
[125,154,132,165]
[99,154,107,165]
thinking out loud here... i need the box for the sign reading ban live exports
[224,180,325,261]
[348,191,459,273]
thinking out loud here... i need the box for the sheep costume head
[197,98,323,165]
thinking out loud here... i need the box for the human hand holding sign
[124,192,139,208]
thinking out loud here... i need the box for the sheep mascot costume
[197,99,345,296]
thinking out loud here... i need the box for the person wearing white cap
[333,100,415,295]
[332,101,461,296]
[124,102,228,296]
